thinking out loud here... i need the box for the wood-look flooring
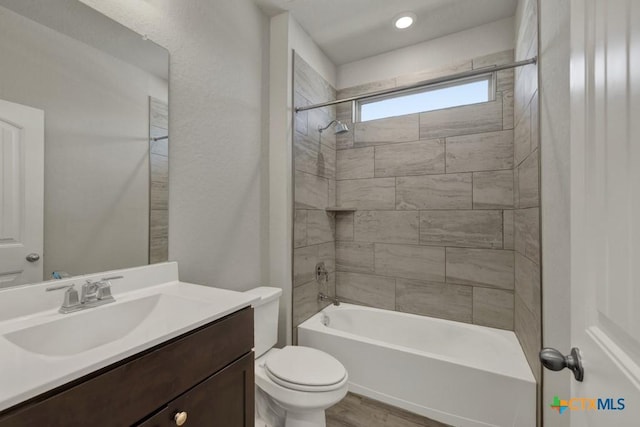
[326,392,451,427]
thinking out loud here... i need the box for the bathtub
[298,303,535,427]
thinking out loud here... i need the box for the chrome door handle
[539,347,584,382]
[26,253,40,262]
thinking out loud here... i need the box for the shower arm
[318,119,339,134]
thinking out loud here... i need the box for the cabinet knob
[174,411,188,426]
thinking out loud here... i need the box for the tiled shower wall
[513,0,542,384]
[292,53,338,333]
[333,50,518,330]
[149,97,169,264]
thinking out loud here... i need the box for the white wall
[0,5,167,277]
[337,17,515,90]
[268,12,337,345]
[78,0,270,291]
[539,0,571,425]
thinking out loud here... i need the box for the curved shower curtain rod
[294,57,537,113]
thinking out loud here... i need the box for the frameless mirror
[0,0,169,287]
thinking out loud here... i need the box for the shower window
[357,73,494,122]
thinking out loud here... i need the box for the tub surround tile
[294,91,309,135]
[396,61,472,87]
[396,174,472,210]
[150,97,168,129]
[150,126,169,156]
[293,275,336,327]
[516,150,539,208]
[336,147,374,180]
[445,130,514,173]
[294,132,335,180]
[514,102,532,166]
[515,252,541,315]
[472,50,515,94]
[446,248,515,290]
[473,170,514,209]
[335,212,354,241]
[354,114,420,147]
[150,154,168,183]
[419,210,503,248]
[150,181,168,210]
[530,91,539,152]
[396,279,473,323]
[337,178,396,210]
[374,139,445,177]
[336,272,395,310]
[294,242,335,287]
[354,211,419,244]
[514,207,540,264]
[336,242,375,273]
[515,293,541,382]
[295,170,328,209]
[473,287,514,330]
[306,210,335,245]
[337,78,397,100]
[503,90,515,130]
[375,244,445,282]
[503,210,515,250]
[294,210,307,248]
[419,99,503,140]
[294,53,336,108]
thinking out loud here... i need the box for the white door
[0,99,44,287]
[563,0,640,425]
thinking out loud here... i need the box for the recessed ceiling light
[394,13,416,30]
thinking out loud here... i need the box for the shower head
[318,119,349,135]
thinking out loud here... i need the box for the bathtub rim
[298,302,536,384]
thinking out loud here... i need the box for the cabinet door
[138,352,254,427]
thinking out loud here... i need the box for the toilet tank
[244,287,282,358]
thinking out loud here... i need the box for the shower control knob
[539,347,584,382]
[174,411,188,426]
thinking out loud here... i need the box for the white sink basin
[4,293,210,356]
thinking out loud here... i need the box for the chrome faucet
[46,276,122,314]
[318,292,340,306]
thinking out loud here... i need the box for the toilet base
[285,410,326,427]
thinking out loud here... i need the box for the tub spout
[318,293,340,306]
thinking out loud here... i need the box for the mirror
[0,0,169,286]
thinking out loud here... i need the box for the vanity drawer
[0,307,253,427]
[136,351,254,427]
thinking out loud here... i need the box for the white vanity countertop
[0,262,259,412]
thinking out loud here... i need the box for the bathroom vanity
[0,263,257,426]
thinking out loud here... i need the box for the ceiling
[254,0,517,65]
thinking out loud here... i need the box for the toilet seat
[264,346,347,392]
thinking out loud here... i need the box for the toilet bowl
[245,288,348,427]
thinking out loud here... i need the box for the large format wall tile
[295,170,328,209]
[446,248,514,289]
[375,244,445,282]
[473,170,514,209]
[472,50,515,94]
[396,173,472,210]
[504,210,515,250]
[515,293,541,381]
[514,207,540,264]
[396,61,472,87]
[517,149,539,208]
[354,211,419,244]
[419,210,503,248]
[307,210,335,245]
[293,275,335,327]
[336,272,395,309]
[374,139,445,177]
[446,130,514,173]
[514,102,532,166]
[336,147,374,180]
[335,212,354,241]
[354,114,419,147]
[515,252,541,315]
[293,242,335,286]
[473,287,514,330]
[294,210,307,248]
[337,178,396,209]
[396,279,473,322]
[419,99,503,139]
[336,241,375,273]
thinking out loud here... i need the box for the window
[357,74,494,122]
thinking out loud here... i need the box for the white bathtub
[298,303,535,427]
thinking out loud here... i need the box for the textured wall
[292,53,338,334]
[79,0,269,289]
[332,51,517,330]
[513,0,542,386]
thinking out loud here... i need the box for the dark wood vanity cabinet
[0,307,255,427]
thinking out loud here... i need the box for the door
[0,99,44,287]
[564,0,640,425]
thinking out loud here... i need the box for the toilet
[245,287,348,427]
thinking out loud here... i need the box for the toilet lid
[264,346,347,390]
